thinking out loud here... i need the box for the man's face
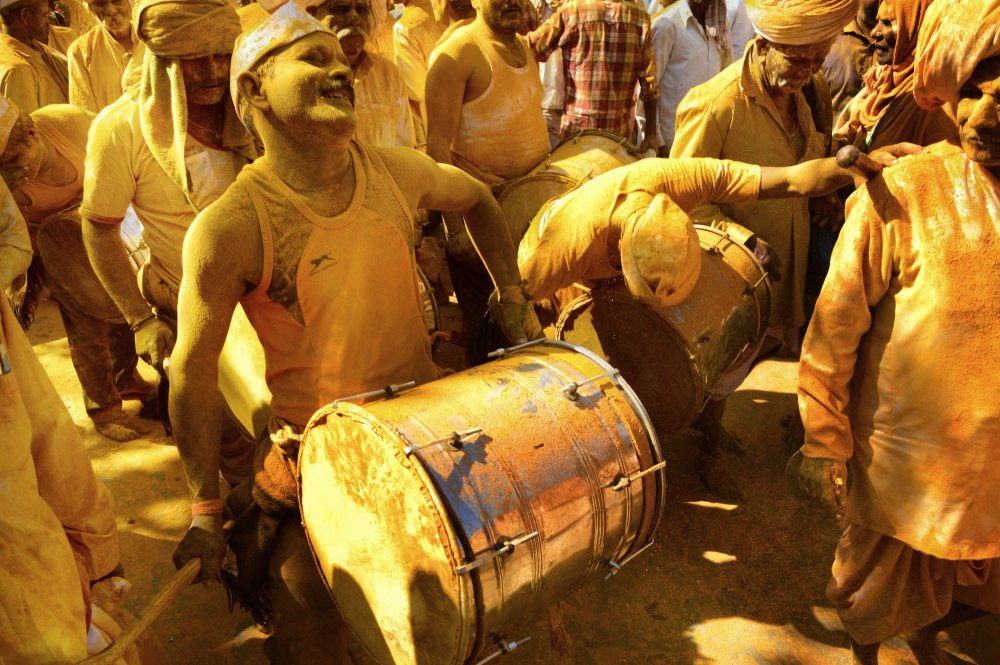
[448,0,475,20]
[0,115,44,181]
[84,0,130,37]
[759,39,833,95]
[957,57,1000,170]
[258,32,356,134]
[20,0,50,43]
[180,53,231,106]
[477,0,524,34]
[314,0,370,66]
[869,2,896,66]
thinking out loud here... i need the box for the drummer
[517,147,919,500]
[0,96,156,441]
[168,5,540,663]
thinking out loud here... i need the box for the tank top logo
[309,253,338,276]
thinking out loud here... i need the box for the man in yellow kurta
[795,2,1000,662]
[670,0,854,495]
[0,0,70,112]
[0,282,126,663]
[67,0,146,113]
[314,0,416,148]
[671,0,855,353]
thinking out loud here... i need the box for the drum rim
[488,337,667,548]
[692,224,773,369]
[495,171,577,202]
[297,402,478,664]
[551,128,643,157]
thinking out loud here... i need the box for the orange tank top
[451,32,550,181]
[19,110,86,224]
[238,141,437,427]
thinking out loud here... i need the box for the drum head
[299,403,475,665]
[497,173,576,244]
[556,285,703,434]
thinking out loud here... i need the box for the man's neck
[187,101,227,147]
[261,128,355,200]
[474,17,520,53]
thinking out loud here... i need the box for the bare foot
[904,630,953,665]
[694,454,745,502]
[94,416,151,442]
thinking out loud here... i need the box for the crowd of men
[0,0,996,663]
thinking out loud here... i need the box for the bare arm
[425,45,473,237]
[169,197,260,584]
[759,143,924,199]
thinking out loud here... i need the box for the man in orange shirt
[796,2,1000,661]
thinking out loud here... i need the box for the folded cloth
[620,193,701,309]
[914,0,1000,110]
[745,0,859,46]
[133,0,250,205]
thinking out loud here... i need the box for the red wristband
[190,499,225,517]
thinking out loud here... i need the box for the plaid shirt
[528,0,658,139]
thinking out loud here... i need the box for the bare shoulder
[31,104,93,146]
[429,24,480,68]
[373,145,438,202]
[186,178,262,281]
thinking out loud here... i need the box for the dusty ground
[29,297,1000,665]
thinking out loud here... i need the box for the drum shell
[496,130,640,245]
[298,341,663,665]
[556,225,772,434]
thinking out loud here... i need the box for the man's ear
[755,36,769,54]
[237,71,270,113]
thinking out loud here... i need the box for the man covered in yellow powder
[670,0,852,493]
[426,0,549,363]
[67,0,146,114]
[795,1,1000,662]
[0,267,163,663]
[314,0,416,148]
[167,5,539,661]
[0,96,155,441]
[0,0,69,112]
[833,0,954,152]
[81,0,256,477]
[393,0,444,144]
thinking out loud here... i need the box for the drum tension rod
[562,370,621,401]
[745,272,769,294]
[474,636,532,664]
[333,381,416,406]
[604,540,656,580]
[403,427,484,457]
[603,461,667,492]
[455,531,540,575]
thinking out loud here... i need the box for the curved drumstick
[78,559,201,664]
[836,145,883,179]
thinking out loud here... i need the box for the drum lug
[604,540,656,580]
[455,531,540,575]
[562,369,620,400]
[602,461,666,491]
[403,427,484,456]
[475,636,532,664]
[486,339,548,359]
[333,381,416,406]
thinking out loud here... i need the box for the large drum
[299,339,664,665]
[496,130,641,244]
[556,224,772,435]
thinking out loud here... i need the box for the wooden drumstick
[78,559,201,664]
[836,145,883,179]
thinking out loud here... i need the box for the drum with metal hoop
[496,130,642,244]
[556,224,772,435]
[298,339,665,665]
